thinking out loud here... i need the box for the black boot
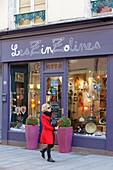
[40,149,45,159]
[47,158,55,162]
[47,145,55,162]
[40,147,47,159]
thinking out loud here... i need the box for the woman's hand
[55,126,59,130]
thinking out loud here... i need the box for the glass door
[44,74,64,120]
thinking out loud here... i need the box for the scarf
[43,111,52,117]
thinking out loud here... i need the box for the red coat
[40,113,56,144]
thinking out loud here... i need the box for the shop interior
[68,58,107,137]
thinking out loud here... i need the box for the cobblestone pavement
[0,145,113,170]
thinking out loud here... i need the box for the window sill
[74,133,106,139]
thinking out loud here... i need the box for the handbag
[51,117,57,127]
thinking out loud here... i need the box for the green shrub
[26,115,38,125]
[58,116,71,127]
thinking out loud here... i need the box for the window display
[68,58,107,137]
[10,62,41,131]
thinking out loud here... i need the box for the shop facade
[1,18,113,154]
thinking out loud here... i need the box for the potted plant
[57,116,73,153]
[25,115,39,150]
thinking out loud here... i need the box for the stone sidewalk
[0,145,113,170]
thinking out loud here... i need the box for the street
[0,145,113,170]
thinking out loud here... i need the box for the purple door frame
[40,60,68,117]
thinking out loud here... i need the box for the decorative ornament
[15,107,21,115]
[87,93,91,98]
[93,84,97,89]
[21,106,26,114]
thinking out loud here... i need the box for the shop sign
[2,28,113,62]
[10,37,101,57]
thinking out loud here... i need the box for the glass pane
[68,58,107,137]
[20,0,30,6]
[19,20,30,26]
[15,73,25,108]
[28,62,41,119]
[34,0,45,4]
[46,62,62,70]
[10,71,26,130]
[19,7,30,13]
[19,0,30,13]
[46,76,62,119]
[34,0,45,10]
[34,4,45,11]
[34,17,45,23]
[10,62,41,131]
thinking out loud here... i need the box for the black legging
[47,144,54,159]
[42,144,54,159]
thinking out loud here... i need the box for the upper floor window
[15,0,45,26]
[91,0,113,16]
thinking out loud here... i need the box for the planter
[57,126,73,153]
[25,124,39,150]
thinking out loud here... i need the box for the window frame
[16,0,46,26]
[16,0,45,13]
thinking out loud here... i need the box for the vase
[25,124,39,150]
[57,126,73,153]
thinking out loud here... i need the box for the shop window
[10,62,41,131]
[15,0,45,26]
[28,62,41,121]
[68,58,107,137]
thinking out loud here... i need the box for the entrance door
[44,74,64,120]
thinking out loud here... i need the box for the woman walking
[40,103,58,162]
